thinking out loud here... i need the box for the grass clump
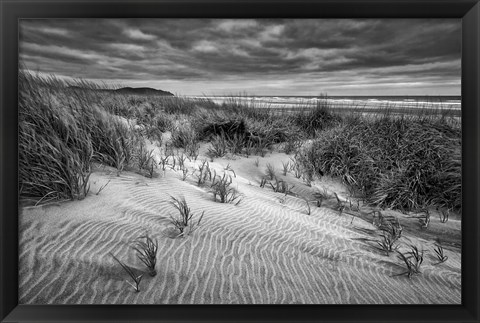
[207,133,228,159]
[19,71,140,204]
[194,159,212,186]
[210,173,242,205]
[436,206,450,223]
[298,114,461,213]
[433,244,448,264]
[292,99,341,137]
[269,177,295,194]
[376,222,401,256]
[265,163,276,180]
[135,141,156,178]
[169,196,204,237]
[132,233,158,277]
[394,245,424,278]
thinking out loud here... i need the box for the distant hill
[113,87,174,96]
[67,86,174,96]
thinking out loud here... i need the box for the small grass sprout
[135,142,155,171]
[181,168,189,181]
[110,253,143,292]
[282,161,290,176]
[376,222,401,256]
[313,188,330,207]
[269,177,294,194]
[132,233,158,277]
[159,155,170,172]
[194,159,212,186]
[394,245,424,278]
[210,173,242,205]
[433,244,448,264]
[169,196,204,237]
[95,179,111,195]
[207,133,228,159]
[436,206,450,223]
[304,197,311,215]
[289,157,302,178]
[224,163,237,177]
[260,177,267,188]
[177,153,187,171]
[333,192,346,215]
[418,208,431,229]
[347,198,360,212]
[265,163,276,180]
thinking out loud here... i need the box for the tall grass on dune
[20,70,461,214]
[292,98,342,137]
[19,71,141,203]
[297,112,461,212]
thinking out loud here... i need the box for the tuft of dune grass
[19,71,461,213]
[19,71,141,203]
[298,113,461,212]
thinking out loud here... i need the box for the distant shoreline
[186,95,461,100]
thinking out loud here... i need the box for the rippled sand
[19,148,461,304]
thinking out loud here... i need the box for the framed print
[1,0,479,322]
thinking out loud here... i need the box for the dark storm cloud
[19,18,461,95]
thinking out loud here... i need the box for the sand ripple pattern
[19,171,461,304]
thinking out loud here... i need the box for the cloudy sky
[19,19,461,96]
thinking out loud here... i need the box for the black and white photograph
[18,18,461,304]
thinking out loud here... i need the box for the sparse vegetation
[207,133,228,159]
[210,173,242,205]
[313,188,330,207]
[265,163,276,180]
[437,207,450,223]
[169,196,204,237]
[19,70,460,216]
[159,155,170,172]
[194,159,212,186]
[433,244,448,264]
[376,221,402,256]
[132,233,158,277]
[281,161,290,176]
[395,245,424,278]
[110,253,143,292]
[304,197,311,215]
[181,168,189,181]
[269,177,294,194]
[333,192,346,215]
[95,180,111,195]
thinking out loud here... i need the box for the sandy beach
[19,139,461,304]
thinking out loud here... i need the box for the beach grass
[19,70,461,214]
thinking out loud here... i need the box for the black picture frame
[1,0,479,322]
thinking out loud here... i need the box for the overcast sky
[19,19,461,96]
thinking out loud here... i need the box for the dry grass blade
[393,245,424,278]
[304,197,311,215]
[210,173,242,205]
[333,192,346,215]
[110,253,143,292]
[95,179,111,195]
[169,196,204,237]
[265,163,276,180]
[132,234,158,277]
[433,244,448,264]
[282,161,290,176]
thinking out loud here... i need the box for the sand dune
[19,146,461,304]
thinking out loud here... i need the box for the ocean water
[187,95,461,114]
